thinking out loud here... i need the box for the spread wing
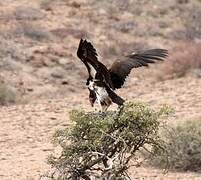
[109,49,168,89]
[77,38,114,88]
[77,38,98,79]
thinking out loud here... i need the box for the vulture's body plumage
[77,38,168,111]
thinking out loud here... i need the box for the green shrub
[45,102,171,179]
[0,83,17,105]
[40,0,53,11]
[158,42,201,79]
[151,117,201,172]
[21,23,51,41]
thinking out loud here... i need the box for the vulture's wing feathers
[77,38,99,78]
[77,38,114,88]
[109,49,168,89]
[77,38,98,62]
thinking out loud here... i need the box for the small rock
[58,58,68,65]
[98,8,107,15]
[27,88,34,92]
[51,67,66,79]
[61,80,69,85]
[42,148,53,152]
[121,12,133,19]
[36,67,51,79]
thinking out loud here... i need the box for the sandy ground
[1,75,201,180]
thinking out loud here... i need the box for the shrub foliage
[152,117,201,172]
[47,102,170,179]
[159,42,201,79]
[0,82,17,105]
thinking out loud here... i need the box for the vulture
[77,38,168,111]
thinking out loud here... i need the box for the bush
[40,0,53,11]
[45,102,171,179]
[0,82,18,105]
[169,6,201,41]
[20,23,51,41]
[15,6,44,20]
[151,117,201,172]
[159,42,201,79]
[184,7,201,40]
[102,41,148,61]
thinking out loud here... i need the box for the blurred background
[0,0,201,104]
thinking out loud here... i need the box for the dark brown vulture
[77,38,168,111]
